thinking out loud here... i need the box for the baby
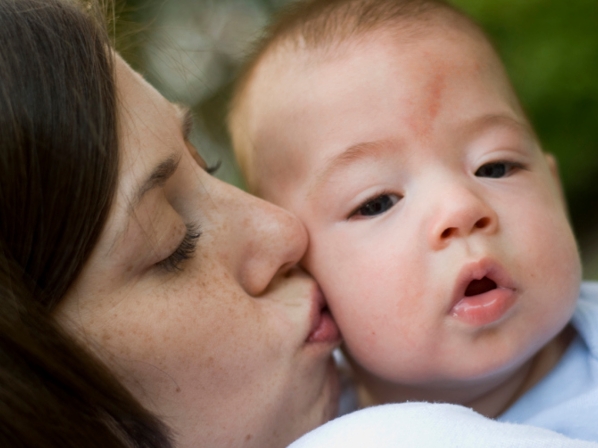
[228,0,598,441]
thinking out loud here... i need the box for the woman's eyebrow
[130,154,181,212]
[128,107,191,213]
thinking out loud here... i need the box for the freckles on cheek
[105,292,251,388]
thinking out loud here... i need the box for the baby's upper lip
[449,257,516,311]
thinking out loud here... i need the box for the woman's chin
[316,357,342,425]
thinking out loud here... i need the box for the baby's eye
[351,193,401,219]
[475,161,522,178]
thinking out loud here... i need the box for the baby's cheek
[534,201,580,285]
[321,271,390,359]
[512,193,580,335]
[537,227,580,325]
[338,313,384,372]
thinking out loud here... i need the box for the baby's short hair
[229,0,491,189]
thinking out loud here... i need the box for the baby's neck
[354,326,576,418]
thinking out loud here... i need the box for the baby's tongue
[464,277,497,296]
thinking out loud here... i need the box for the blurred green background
[115,0,598,278]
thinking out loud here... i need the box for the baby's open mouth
[450,260,517,326]
[464,276,497,296]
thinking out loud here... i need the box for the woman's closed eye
[475,161,524,178]
[350,193,401,219]
[156,223,200,272]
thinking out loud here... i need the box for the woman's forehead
[114,56,183,178]
[106,56,187,251]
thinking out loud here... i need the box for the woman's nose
[427,184,498,251]
[222,183,308,296]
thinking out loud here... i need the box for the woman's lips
[307,287,341,344]
[449,259,517,327]
[307,308,340,343]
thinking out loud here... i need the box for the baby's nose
[427,185,498,250]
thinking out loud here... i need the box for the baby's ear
[545,153,560,181]
[544,153,568,210]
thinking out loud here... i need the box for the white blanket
[289,403,598,448]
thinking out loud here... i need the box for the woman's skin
[55,55,341,448]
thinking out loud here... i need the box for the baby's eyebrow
[465,114,535,140]
[310,139,396,195]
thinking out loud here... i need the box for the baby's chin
[341,314,569,392]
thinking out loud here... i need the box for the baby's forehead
[234,14,500,140]
[234,21,521,195]
[260,22,496,88]
[247,27,510,126]
[271,6,488,62]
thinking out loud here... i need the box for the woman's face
[55,56,341,448]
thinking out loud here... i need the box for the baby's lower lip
[450,288,516,326]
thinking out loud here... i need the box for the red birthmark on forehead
[427,70,446,122]
[406,67,447,139]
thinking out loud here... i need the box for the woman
[0,0,339,446]
[56,39,341,448]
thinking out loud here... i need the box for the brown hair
[228,0,486,190]
[0,0,171,445]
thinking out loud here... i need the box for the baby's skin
[231,24,581,417]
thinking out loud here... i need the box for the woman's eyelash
[206,160,221,175]
[156,223,201,273]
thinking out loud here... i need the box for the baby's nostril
[441,227,456,239]
[475,217,490,229]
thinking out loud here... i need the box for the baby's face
[235,28,581,386]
